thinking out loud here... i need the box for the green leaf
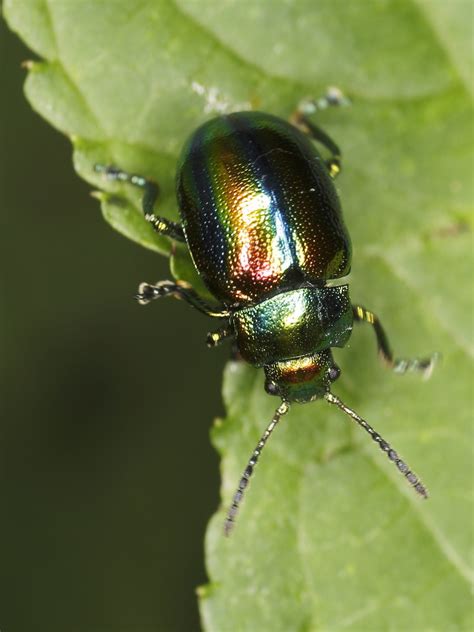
[4,0,473,629]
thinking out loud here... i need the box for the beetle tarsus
[94,163,186,241]
[353,305,439,379]
[135,280,230,318]
[206,326,233,348]
[296,87,351,117]
[291,90,346,179]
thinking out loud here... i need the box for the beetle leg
[143,214,185,242]
[135,280,230,318]
[352,305,439,378]
[291,87,350,179]
[206,324,234,348]
[94,163,185,242]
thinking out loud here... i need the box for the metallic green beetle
[95,89,437,535]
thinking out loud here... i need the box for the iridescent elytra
[95,88,437,535]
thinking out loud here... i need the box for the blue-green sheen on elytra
[176,111,352,306]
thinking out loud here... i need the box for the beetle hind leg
[291,87,350,179]
[94,163,185,242]
[353,305,439,379]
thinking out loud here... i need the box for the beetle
[95,89,437,535]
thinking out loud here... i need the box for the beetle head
[264,350,341,403]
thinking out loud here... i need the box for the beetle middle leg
[94,164,185,242]
[291,87,350,179]
[352,305,439,378]
[136,280,230,318]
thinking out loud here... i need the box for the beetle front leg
[291,87,350,179]
[206,324,234,348]
[352,305,439,378]
[94,164,185,242]
[136,280,230,318]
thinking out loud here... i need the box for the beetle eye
[328,366,341,382]
[265,381,280,396]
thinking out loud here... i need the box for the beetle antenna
[325,392,428,498]
[224,400,290,536]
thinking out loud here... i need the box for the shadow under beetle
[95,88,437,535]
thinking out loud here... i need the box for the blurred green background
[1,19,225,632]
